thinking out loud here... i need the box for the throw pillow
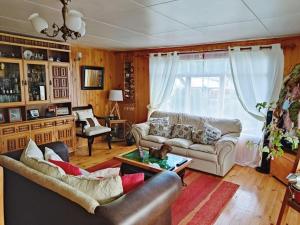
[83,117,101,129]
[76,109,94,120]
[148,123,173,138]
[49,160,82,176]
[192,129,203,144]
[121,173,144,193]
[171,124,193,140]
[20,139,44,161]
[21,157,66,179]
[44,147,63,161]
[62,175,123,204]
[200,123,222,145]
[89,168,120,178]
[148,117,169,126]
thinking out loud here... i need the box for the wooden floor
[70,142,300,225]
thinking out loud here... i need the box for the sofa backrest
[0,155,99,214]
[150,111,242,135]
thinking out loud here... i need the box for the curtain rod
[149,43,296,56]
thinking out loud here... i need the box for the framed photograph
[8,108,22,122]
[81,66,104,90]
[0,112,5,123]
[28,109,40,119]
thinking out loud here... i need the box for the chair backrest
[72,104,94,121]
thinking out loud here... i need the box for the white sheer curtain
[159,52,263,135]
[148,52,179,116]
[229,44,284,167]
[229,44,284,121]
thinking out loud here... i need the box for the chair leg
[87,137,94,156]
[107,133,112,149]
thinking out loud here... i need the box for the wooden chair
[276,148,300,225]
[72,104,112,156]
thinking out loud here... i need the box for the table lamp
[109,90,123,119]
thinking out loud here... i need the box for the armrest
[132,122,150,146]
[95,171,181,225]
[215,134,239,161]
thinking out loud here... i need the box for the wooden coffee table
[114,148,192,185]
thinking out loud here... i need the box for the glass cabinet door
[0,59,25,106]
[24,61,49,104]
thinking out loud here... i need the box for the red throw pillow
[49,159,82,176]
[121,173,145,193]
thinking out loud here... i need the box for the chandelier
[28,0,86,41]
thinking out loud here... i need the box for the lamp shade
[66,10,83,32]
[28,13,49,33]
[109,90,123,102]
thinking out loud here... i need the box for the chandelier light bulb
[66,10,83,32]
[28,13,49,33]
[78,21,86,37]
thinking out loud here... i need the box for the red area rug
[87,159,239,225]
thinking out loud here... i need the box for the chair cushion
[44,147,63,161]
[62,175,123,204]
[171,124,193,140]
[83,117,101,129]
[49,160,82,176]
[165,138,193,149]
[143,135,169,144]
[189,144,216,154]
[148,123,173,138]
[85,126,111,136]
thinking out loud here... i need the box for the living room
[1,0,300,225]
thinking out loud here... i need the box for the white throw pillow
[44,147,63,161]
[20,139,44,161]
[62,175,123,204]
[88,168,120,178]
[22,157,66,179]
[76,109,94,120]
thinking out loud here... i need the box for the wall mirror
[81,66,104,90]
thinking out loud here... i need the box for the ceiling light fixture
[28,0,86,41]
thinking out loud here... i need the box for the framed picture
[28,109,40,119]
[81,66,104,90]
[0,112,5,123]
[8,108,22,122]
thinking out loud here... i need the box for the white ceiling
[0,0,300,50]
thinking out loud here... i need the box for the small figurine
[149,144,172,159]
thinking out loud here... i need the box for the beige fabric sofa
[132,111,242,177]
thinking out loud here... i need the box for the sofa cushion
[148,123,173,138]
[85,126,111,136]
[150,111,179,125]
[200,123,222,145]
[165,138,193,149]
[171,124,193,140]
[62,175,123,204]
[45,147,63,161]
[148,117,169,125]
[89,168,120,178]
[187,149,218,162]
[49,160,82,176]
[143,135,169,144]
[189,144,216,154]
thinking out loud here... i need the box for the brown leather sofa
[1,142,182,225]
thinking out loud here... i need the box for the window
[159,52,263,134]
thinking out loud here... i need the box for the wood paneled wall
[70,45,116,116]
[114,36,300,121]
